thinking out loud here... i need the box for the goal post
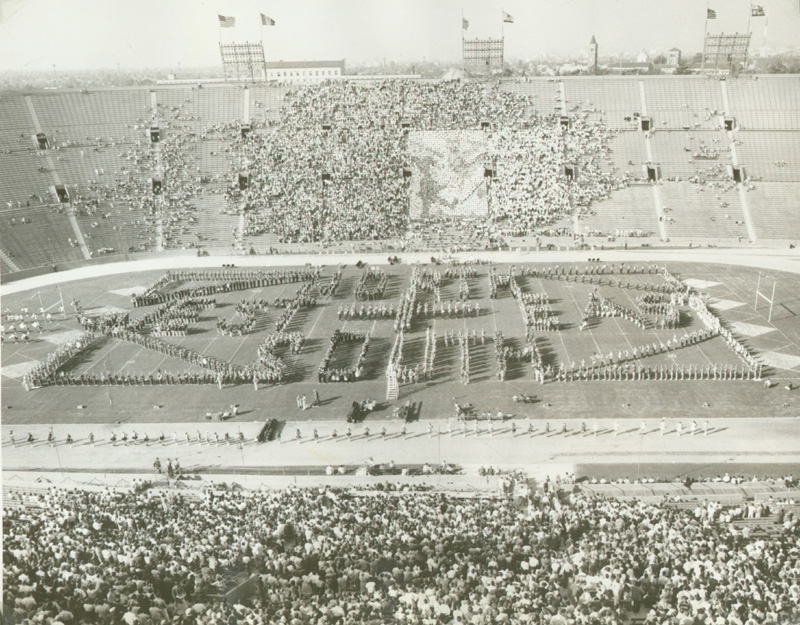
[754,272,776,322]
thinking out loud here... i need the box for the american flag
[751,5,765,16]
[502,11,514,23]
[707,8,717,19]
[260,13,276,26]
[218,14,236,28]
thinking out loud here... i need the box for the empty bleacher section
[577,185,658,237]
[0,152,52,206]
[736,131,800,182]
[650,130,729,180]
[500,79,562,117]
[32,89,150,143]
[604,131,648,178]
[51,144,130,187]
[746,183,800,241]
[659,182,747,241]
[0,95,35,147]
[562,78,641,129]
[727,76,800,130]
[1,206,85,268]
[643,77,724,130]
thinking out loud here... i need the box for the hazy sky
[0,0,798,71]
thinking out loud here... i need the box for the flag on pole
[502,11,514,23]
[751,4,765,16]
[462,17,469,30]
[218,14,236,27]
[706,8,717,19]
[260,13,276,25]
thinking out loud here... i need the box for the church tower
[589,35,598,74]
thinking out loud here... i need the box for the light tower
[589,35,598,74]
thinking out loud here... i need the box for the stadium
[2,1,800,624]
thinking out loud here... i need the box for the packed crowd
[5,483,799,625]
[227,79,626,244]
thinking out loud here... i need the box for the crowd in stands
[4,483,800,625]
[228,79,626,245]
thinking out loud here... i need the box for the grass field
[2,260,800,427]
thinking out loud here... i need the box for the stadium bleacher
[577,185,659,237]
[156,84,243,132]
[604,130,648,177]
[249,84,291,124]
[563,77,642,129]
[0,95,35,147]
[650,130,728,180]
[2,77,799,274]
[727,76,800,130]
[501,78,562,117]
[1,205,85,268]
[659,182,747,241]
[746,182,800,241]
[736,130,800,182]
[32,89,151,143]
[0,151,52,206]
[643,77,725,131]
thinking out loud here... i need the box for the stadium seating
[1,206,84,269]
[562,78,641,129]
[0,95,35,147]
[0,152,52,206]
[2,78,799,275]
[577,185,659,237]
[249,84,291,124]
[650,130,727,180]
[643,77,724,131]
[746,183,800,241]
[52,145,129,187]
[604,130,648,177]
[659,182,747,241]
[736,131,800,182]
[727,76,800,130]
[33,90,150,143]
[501,79,562,116]
[157,84,243,131]
[74,208,156,256]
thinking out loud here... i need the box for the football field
[2,258,800,431]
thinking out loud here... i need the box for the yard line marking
[227,336,250,363]
[691,337,715,365]
[83,339,123,373]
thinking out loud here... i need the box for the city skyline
[0,0,798,72]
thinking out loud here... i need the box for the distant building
[607,61,652,75]
[636,50,650,64]
[589,35,598,73]
[265,60,345,83]
[667,48,682,66]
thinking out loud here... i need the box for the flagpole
[461,9,465,72]
[701,3,709,73]
[747,5,752,40]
